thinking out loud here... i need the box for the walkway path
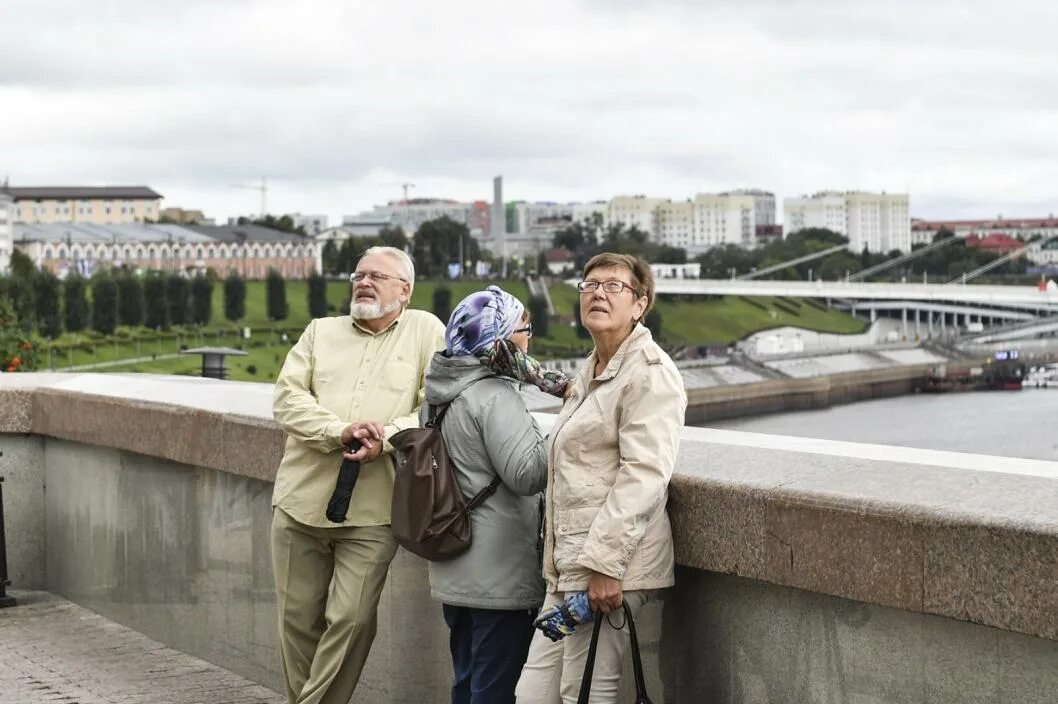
[0,592,283,704]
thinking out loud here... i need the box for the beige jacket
[543,324,687,593]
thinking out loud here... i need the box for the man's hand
[586,571,623,615]
[341,421,385,463]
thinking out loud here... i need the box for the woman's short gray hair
[361,246,415,297]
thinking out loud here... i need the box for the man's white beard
[351,298,402,320]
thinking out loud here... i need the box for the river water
[705,389,1058,462]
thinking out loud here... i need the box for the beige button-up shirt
[272,309,445,528]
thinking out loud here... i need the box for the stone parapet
[2,373,1056,643]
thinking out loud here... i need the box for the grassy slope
[60,280,865,381]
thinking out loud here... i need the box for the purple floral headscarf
[445,285,525,356]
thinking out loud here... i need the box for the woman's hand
[586,571,623,614]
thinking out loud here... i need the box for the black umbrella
[326,439,362,523]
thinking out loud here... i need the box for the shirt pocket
[381,360,418,393]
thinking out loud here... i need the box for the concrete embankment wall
[684,363,951,424]
[2,374,1057,703]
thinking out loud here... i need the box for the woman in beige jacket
[516,253,687,704]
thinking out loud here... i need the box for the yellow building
[5,186,162,225]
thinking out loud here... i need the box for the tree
[554,215,602,269]
[644,308,663,339]
[0,296,37,372]
[3,273,35,332]
[321,240,340,275]
[528,296,550,338]
[432,286,452,325]
[238,214,307,235]
[191,275,213,325]
[413,216,478,278]
[377,225,408,250]
[266,269,289,321]
[91,275,119,335]
[224,273,246,322]
[573,301,591,339]
[32,269,62,339]
[9,249,35,279]
[166,274,191,326]
[117,273,145,327]
[63,274,89,333]
[144,273,169,330]
[308,272,328,319]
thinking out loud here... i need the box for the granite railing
[2,373,1057,703]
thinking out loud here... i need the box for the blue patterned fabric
[445,285,525,356]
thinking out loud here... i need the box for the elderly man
[271,246,445,704]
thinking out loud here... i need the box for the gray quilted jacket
[420,352,548,610]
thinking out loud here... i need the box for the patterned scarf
[446,285,524,356]
[481,339,570,399]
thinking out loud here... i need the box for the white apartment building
[607,196,667,237]
[571,201,609,228]
[656,201,694,249]
[727,188,776,227]
[783,191,910,252]
[783,192,848,235]
[691,192,758,249]
[0,192,12,274]
[288,213,329,236]
[343,199,473,235]
[511,202,575,234]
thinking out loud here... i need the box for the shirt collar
[351,307,405,336]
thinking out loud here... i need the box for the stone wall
[2,373,1057,703]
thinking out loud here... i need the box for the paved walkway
[0,592,283,704]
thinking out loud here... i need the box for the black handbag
[577,601,653,704]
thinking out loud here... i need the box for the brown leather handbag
[389,400,500,561]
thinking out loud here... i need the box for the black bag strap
[464,475,502,512]
[576,601,653,704]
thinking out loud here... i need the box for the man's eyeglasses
[350,271,408,284]
[513,323,533,338]
[576,280,639,295]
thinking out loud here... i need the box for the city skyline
[4,1,1058,224]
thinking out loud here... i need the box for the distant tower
[491,176,505,277]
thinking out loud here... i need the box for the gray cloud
[3,0,1058,222]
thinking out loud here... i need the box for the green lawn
[44,279,864,379]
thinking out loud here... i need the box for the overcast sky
[4,0,1058,225]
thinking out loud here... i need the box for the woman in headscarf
[423,284,569,704]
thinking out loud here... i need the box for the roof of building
[913,217,1058,230]
[965,233,1024,249]
[185,224,313,244]
[3,186,163,201]
[543,247,573,263]
[13,222,310,245]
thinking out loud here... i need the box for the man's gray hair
[361,246,415,297]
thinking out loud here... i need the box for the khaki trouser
[271,508,398,704]
[514,590,652,704]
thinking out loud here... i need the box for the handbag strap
[576,601,653,704]
[576,611,606,704]
[427,375,503,511]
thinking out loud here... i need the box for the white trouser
[515,589,652,704]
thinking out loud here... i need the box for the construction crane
[379,181,415,202]
[230,176,268,217]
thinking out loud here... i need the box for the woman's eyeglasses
[576,280,639,295]
[513,323,533,338]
